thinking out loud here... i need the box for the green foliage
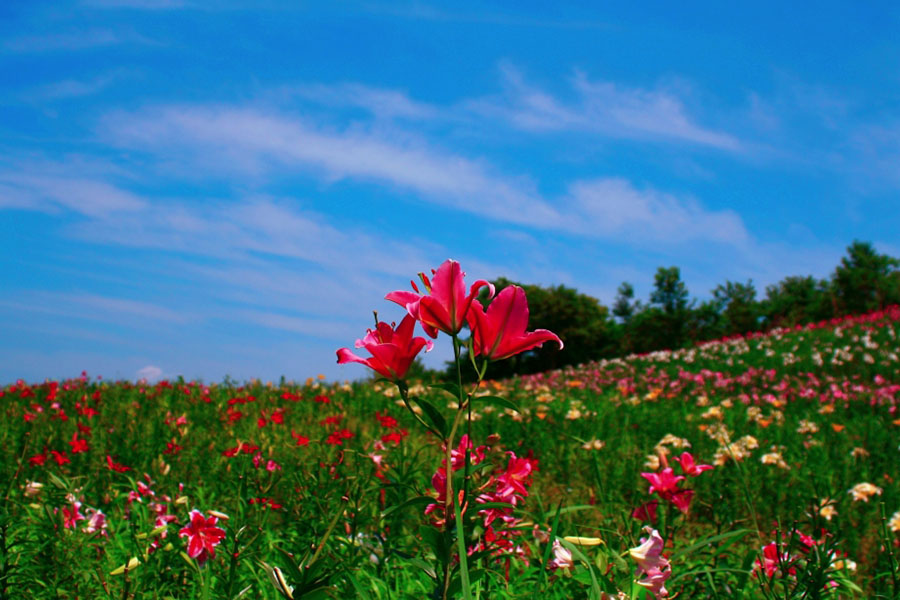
[2,306,900,598]
[763,275,834,328]
[832,240,900,314]
[713,280,759,336]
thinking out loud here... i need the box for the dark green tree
[763,276,833,328]
[647,266,692,349]
[650,267,689,314]
[832,241,900,314]
[612,281,640,322]
[687,298,725,343]
[713,280,759,336]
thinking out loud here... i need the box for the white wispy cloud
[65,195,437,277]
[0,291,190,326]
[279,82,441,121]
[466,64,741,150]
[562,178,749,244]
[101,103,747,244]
[0,171,146,216]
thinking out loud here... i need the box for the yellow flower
[848,482,882,502]
[889,511,900,533]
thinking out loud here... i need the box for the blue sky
[2,1,899,384]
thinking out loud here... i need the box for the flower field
[4,268,900,598]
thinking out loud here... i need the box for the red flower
[291,430,310,446]
[337,314,433,381]
[69,433,89,454]
[381,429,408,445]
[632,500,659,522]
[179,509,226,565]
[51,450,70,466]
[29,452,47,467]
[106,455,131,473]
[386,259,495,338]
[467,286,563,361]
[375,411,398,428]
[325,429,353,446]
[164,440,183,455]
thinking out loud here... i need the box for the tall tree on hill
[832,241,900,314]
[612,281,640,323]
[647,266,692,349]
[763,276,833,328]
[713,280,759,336]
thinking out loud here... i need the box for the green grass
[2,307,899,599]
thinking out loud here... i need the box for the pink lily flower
[669,489,694,514]
[495,452,539,498]
[386,259,494,338]
[179,509,226,565]
[337,314,433,381]
[467,286,563,361]
[640,468,684,498]
[674,452,713,477]
[448,434,486,471]
[61,501,85,529]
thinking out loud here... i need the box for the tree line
[443,241,900,380]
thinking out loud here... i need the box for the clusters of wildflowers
[337,259,562,591]
[754,529,856,591]
[424,435,540,557]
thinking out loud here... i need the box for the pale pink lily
[386,259,494,338]
[467,286,563,361]
[630,527,671,598]
[82,509,108,535]
[337,314,433,381]
[548,540,574,570]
